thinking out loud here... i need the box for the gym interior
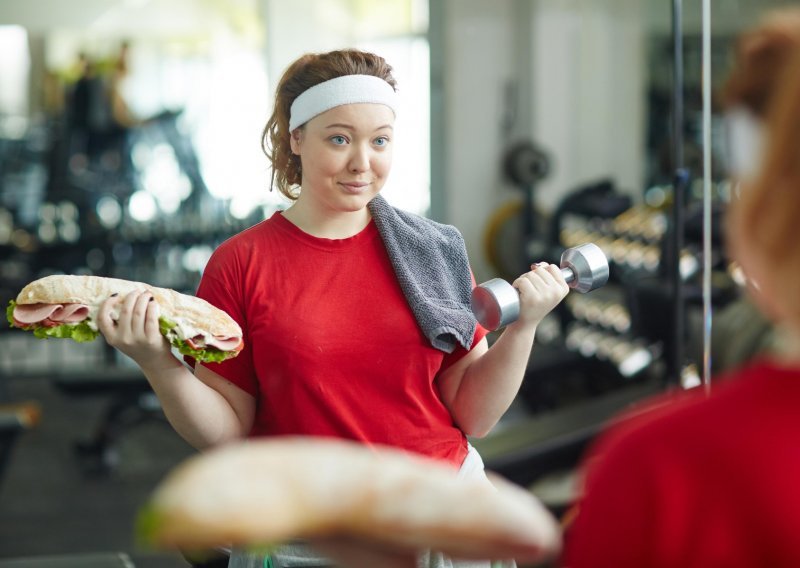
[0,0,792,566]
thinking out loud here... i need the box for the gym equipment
[563,323,660,379]
[502,141,551,186]
[472,243,609,331]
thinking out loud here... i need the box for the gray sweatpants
[227,444,516,568]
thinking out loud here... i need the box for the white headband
[724,107,764,182]
[288,74,398,131]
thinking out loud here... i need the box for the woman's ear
[290,129,303,155]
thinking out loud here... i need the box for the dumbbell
[471,243,609,331]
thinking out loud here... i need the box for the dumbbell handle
[471,243,609,331]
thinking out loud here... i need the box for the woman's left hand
[510,262,570,330]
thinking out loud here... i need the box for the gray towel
[367,194,477,353]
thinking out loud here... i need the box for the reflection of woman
[97,49,565,567]
[66,44,138,169]
[562,11,800,568]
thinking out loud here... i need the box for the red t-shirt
[562,359,800,568]
[190,212,487,467]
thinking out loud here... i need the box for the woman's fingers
[143,295,162,341]
[128,291,153,335]
[520,263,568,290]
[118,290,142,336]
[511,262,570,327]
[96,289,172,366]
[540,263,570,294]
[99,290,158,343]
[96,293,121,335]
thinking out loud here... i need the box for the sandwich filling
[7,300,242,363]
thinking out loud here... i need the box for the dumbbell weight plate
[470,278,520,331]
[560,243,609,293]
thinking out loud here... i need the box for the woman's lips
[339,181,370,194]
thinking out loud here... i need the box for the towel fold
[367,194,477,353]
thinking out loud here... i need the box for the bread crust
[16,275,240,338]
[143,437,561,562]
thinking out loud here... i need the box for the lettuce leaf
[176,343,233,364]
[8,300,99,342]
[32,321,99,342]
[8,301,235,362]
[159,317,234,364]
[6,301,16,328]
[159,316,176,336]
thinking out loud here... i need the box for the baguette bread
[139,437,561,563]
[16,274,240,338]
[9,275,243,362]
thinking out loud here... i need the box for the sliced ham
[207,336,244,352]
[185,336,204,350]
[13,304,89,327]
[186,335,243,352]
[13,303,60,324]
[50,304,90,323]
[13,303,89,325]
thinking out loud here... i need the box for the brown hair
[261,49,397,200]
[721,8,800,118]
[726,40,800,326]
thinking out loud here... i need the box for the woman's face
[290,102,395,215]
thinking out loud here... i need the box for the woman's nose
[348,145,370,172]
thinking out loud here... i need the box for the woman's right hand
[511,262,570,330]
[97,290,177,372]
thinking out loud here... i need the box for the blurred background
[0,0,792,566]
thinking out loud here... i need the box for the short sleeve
[439,322,489,371]
[184,250,259,398]
[439,269,489,370]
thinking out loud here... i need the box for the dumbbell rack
[546,204,694,386]
[563,291,663,380]
[548,196,738,392]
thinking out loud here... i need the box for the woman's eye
[374,136,390,147]
[330,135,347,145]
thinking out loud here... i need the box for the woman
[562,12,800,568]
[97,49,567,567]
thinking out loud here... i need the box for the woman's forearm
[450,323,537,438]
[448,263,569,437]
[97,291,250,449]
[139,358,249,450]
